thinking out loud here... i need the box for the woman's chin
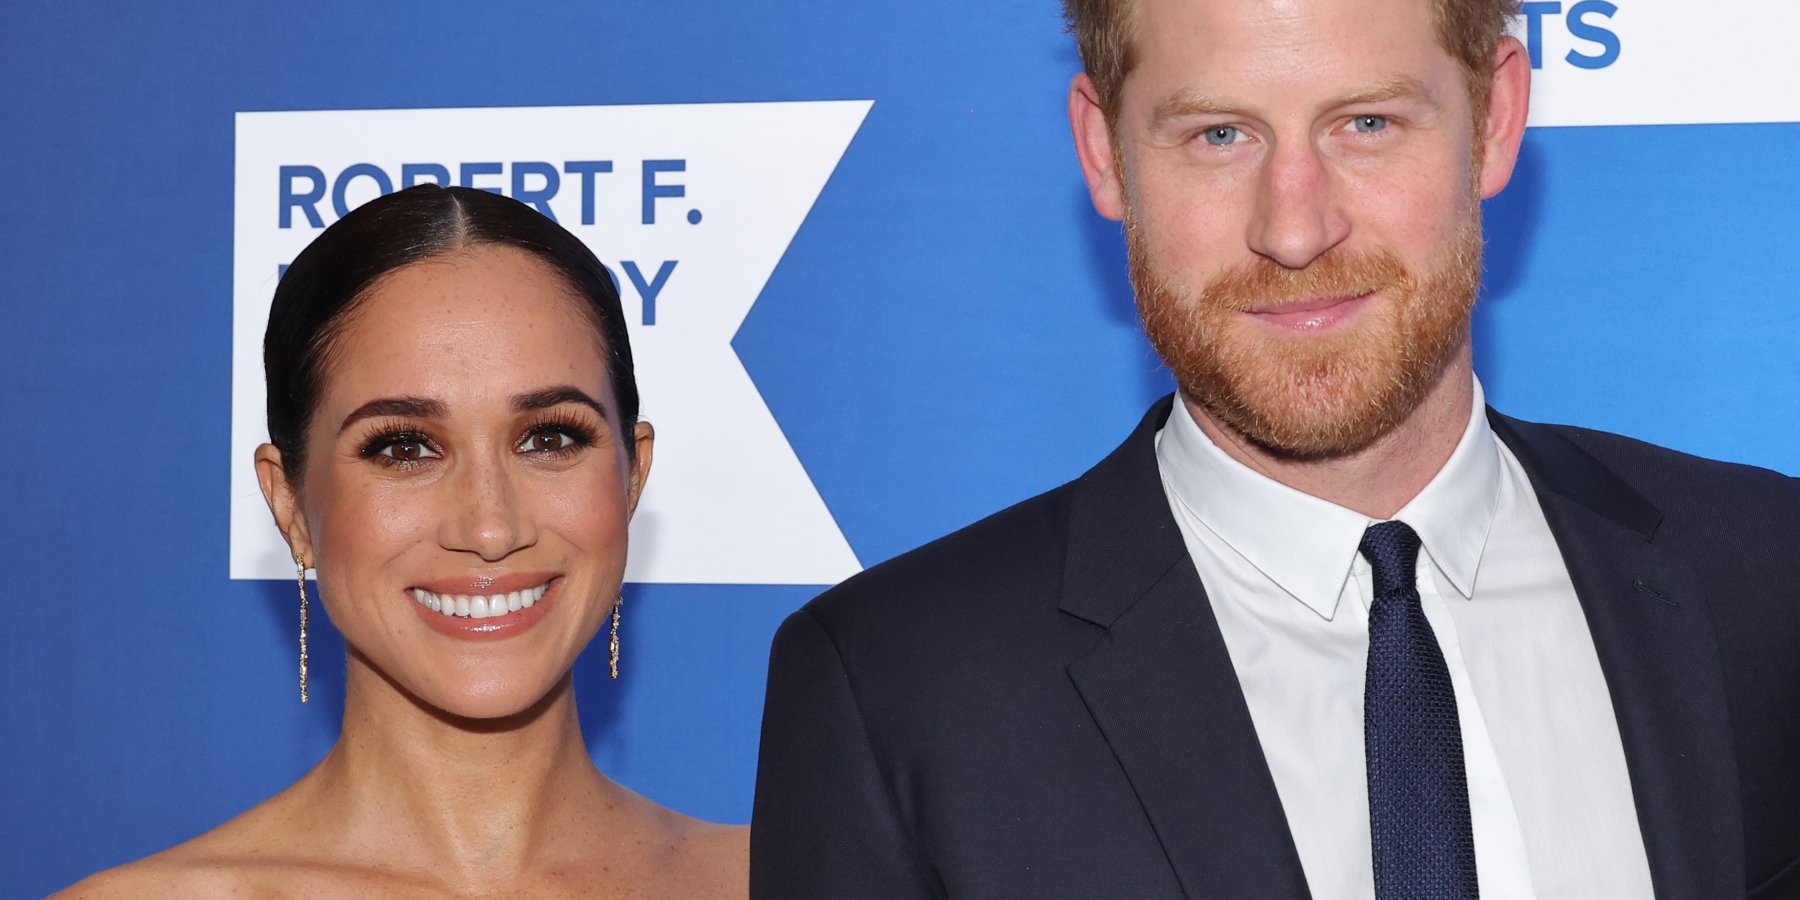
[392,664,573,723]
[430,684,564,722]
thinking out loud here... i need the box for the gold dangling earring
[608,595,623,680]
[294,555,310,704]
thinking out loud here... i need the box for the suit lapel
[1060,397,1311,899]
[1492,413,1744,898]
[1053,402,1745,897]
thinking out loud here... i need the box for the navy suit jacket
[752,397,1800,898]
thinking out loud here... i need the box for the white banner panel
[1519,1,1800,126]
[231,101,872,584]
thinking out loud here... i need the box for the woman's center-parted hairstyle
[264,184,640,484]
[1063,0,1524,131]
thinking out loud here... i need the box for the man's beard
[1128,205,1483,460]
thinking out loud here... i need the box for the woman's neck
[299,653,621,885]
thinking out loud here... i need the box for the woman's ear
[626,421,655,518]
[255,443,315,567]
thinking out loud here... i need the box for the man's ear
[255,443,314,567]
[625,421,655,518]
[1070,73,1128,221]
[1476,36,1532,199]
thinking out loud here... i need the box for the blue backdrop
[5,2,1797,895]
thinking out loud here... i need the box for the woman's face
[258,244,651,719]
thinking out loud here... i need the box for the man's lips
[1245,291,1374,331]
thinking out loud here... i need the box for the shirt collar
[1392,378,1502,601]
[1156,379,1501,619]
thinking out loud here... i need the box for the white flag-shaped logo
[1515,2,1800,127]
[231,101,871,585]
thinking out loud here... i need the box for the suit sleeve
[751,607,936,899]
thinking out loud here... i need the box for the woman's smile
[406,575,563,640]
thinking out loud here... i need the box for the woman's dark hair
[265,184,638,481]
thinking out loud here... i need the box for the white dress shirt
[1155,380,1654,899]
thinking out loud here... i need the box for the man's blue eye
[1350,115,1389,133]
[1202,126,1242,147]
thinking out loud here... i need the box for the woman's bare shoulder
[659,810,749,898]
[55,794,305,898]
[55,840,257,899]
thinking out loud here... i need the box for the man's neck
[1182,350,1476,520]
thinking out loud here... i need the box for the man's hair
[1064,0,1522,127]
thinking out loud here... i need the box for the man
[752,0,1800,896]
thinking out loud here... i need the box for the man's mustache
[1195,249,1414,314]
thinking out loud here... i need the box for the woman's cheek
[588,471,635,557]
[311,476,438,624]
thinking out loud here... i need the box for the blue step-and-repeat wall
[5,1,1798,893]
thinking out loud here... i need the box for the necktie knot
[1359,520,1422,598]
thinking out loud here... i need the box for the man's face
[1080,0,1519,457]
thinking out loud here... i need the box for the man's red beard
[1127,208,1483,459]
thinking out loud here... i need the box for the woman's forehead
[320,245,614,417]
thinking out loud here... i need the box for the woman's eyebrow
[339,396,446,433]
[512,385,609,421]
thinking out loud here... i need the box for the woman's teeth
[411,583,548,619]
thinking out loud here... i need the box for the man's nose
[438,451,538,562]
[1245,138,1350,270]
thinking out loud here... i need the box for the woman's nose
[438,451,538,562]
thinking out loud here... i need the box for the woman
[65,185,747,897]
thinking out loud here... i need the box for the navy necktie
[1361,520,1478,900]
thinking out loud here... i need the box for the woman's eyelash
[350,413,600,464]
[520,412,600,451]
[357,426,437,462]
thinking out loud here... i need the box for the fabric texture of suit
[751,396,1800,899]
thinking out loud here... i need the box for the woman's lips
[414,571,556,596]
[1246,291,1374,331]
[407,576,559,641]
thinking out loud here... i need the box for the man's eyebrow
[512,385,610,421]
[1335,76,1436,108]
[340,396,446,433]
[1152,90,1242,125]
[1149,76,1438,127]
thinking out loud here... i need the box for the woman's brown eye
[373,436,438,462]
[528,432,570,452]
